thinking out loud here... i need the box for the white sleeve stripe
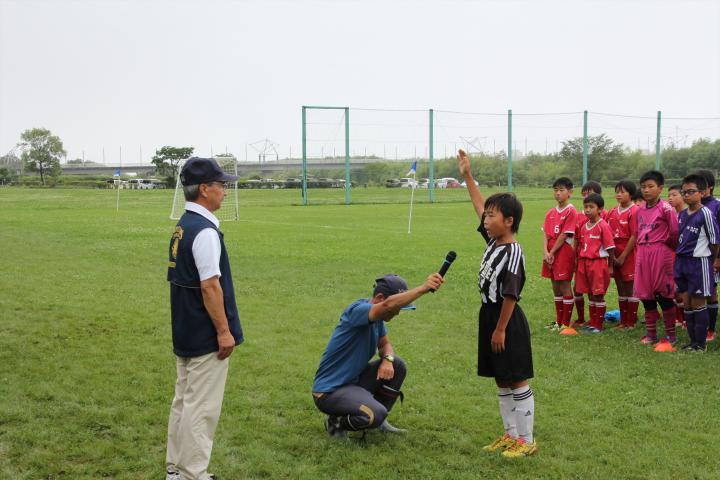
[509,244,522,274]
[703,208,718,244]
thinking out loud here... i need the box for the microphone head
[446,251,457,262]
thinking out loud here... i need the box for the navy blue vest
[167,210,243,357]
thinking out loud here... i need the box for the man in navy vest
[312,273,443,439]
[165,157,243,480]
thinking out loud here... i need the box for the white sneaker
[166,469,180,480]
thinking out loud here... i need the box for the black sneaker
[324,416,348,439]
[680,343,695,351]
[694,345,707,353]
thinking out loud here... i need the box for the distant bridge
[61,159,387,176]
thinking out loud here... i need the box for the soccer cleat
[665,336,678,345]
[584,327,602,334]
[693,345,707,353]
[640,335,658,345]
[482,433,516,452]
[501,438,538,458]
[379,419,407,434]
[166,469,180,480]
[571,320,586,328]
[545,322,561,330]
[325,416,348,439]
[680,343,695,351]
[707,331,716,342]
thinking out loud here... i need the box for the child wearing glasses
[675,174,720,351]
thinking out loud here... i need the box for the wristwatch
[382,354,395,363]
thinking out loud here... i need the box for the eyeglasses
[680,189,699,196]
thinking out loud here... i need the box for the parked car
[385,178,401,188]
[398,177,417,188]
[435,177,460,189]
[417,178,430,188]
[461,179,479,188]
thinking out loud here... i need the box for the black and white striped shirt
[477,224,526,304]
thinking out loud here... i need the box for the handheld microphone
[431,250,456,292]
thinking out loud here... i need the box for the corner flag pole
[406,160,418,234]
[407,183,416,234]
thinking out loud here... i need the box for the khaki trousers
[166,352,229,480]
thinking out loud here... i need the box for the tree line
[2,128,718,188]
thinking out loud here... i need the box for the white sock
[512,385,535,443]
[497,387,517,438]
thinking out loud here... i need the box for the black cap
[374,274,416,310]
[180,157,239,186]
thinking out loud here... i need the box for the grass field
[2,186,719,480]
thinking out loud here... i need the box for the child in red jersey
[542,178,577,329]
[572,181,605,327]
[607,181,640,329]
[667,184,685,215]
[575,193,616,333]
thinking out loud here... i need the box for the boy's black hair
[581,181,602,194]
[552,177,573,189]
[668,184,681,192]
[694,169,715,192]
[485,193,523,233]
[682,173,708,192]
[639,170,665,186]
[614,180,637,196]
[583,192,604,209]
[632,190,644,201]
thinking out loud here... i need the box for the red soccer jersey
[543,204,577,245]
[607,204,638,246]
[576,209,608,233]
[577,218,615,259]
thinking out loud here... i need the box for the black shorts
[478,301,534,383]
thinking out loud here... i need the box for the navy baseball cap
[373,274,416,310]
[180,157,239,186]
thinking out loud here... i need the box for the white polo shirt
[185,202,222,281]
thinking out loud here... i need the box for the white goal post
[170,156,240,221]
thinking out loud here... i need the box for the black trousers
[313,357,407,431]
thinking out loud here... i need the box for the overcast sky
[1,0,719,163]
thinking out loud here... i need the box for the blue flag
[113,168,121,177]
[406,161,417,177]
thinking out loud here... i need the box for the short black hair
[668,184,681,192]
[639,170,665,186]
[632,190,644,201]
[694,169,715,191]
[583,192,604,209]
[485,193,523,233]
[552,177,573,189]
[682,173,708,192]
[581,181,602,194]
[614,180,637,196]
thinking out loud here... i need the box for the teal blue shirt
[312,299,387,393]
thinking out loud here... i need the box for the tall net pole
[507,109,513,192]
[582,110,588,185]
[301,106,308,205]
[656,110,662,170]
[344,107,350,205]
[429,108,434,203]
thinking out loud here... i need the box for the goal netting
[169,156,240,221]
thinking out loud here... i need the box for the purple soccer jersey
[677,206,720,257]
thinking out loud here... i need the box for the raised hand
[457,149,470,176]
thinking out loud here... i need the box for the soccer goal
[169,156,240,221]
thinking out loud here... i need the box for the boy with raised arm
[458,150,537,458]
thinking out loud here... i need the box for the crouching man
[311,273,443,438]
